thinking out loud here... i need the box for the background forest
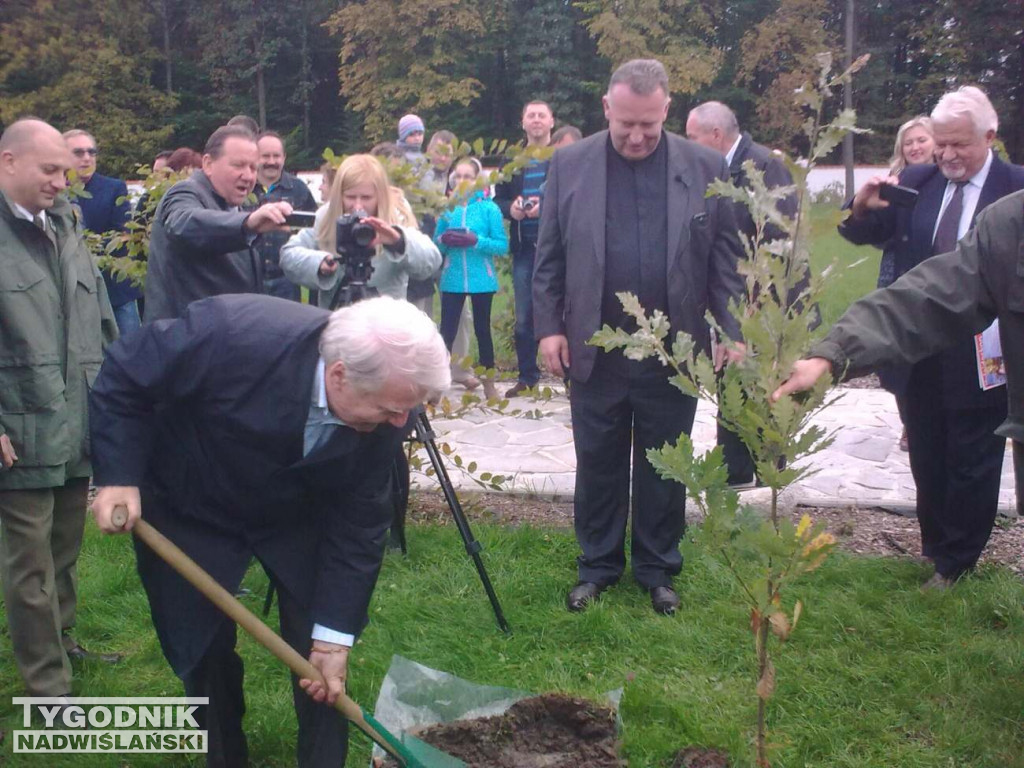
[1,0,1021,177]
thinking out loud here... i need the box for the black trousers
[898,367,1008,579]
[440,291,496,370]
[569,355,698,589]
[182,580,348,768]
[717,421,756,484]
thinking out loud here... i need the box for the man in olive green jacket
[775,189,1024,523]
[0,118,119,697]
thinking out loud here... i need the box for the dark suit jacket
[839,154,1024,408]
[729,132,798,240]
[89,295,400,675]
[532,130,745,383]
[144,170,261,322]
[77,173,141,307]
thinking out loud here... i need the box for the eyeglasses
[72,148,98,157]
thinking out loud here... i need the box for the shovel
[111,506,465,768]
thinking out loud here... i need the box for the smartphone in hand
[285,211,318,228]
[879,184,919,208]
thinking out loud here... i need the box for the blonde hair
[315,154,397,254]
[888,116,933,176]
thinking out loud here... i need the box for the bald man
[0,118,121,698]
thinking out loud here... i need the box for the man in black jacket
[89,294,450,766]
[837,86,1024,588]
[686,101,801,488]
[144,124,295,322]
[253,130,317,302]
[494,100,555,397]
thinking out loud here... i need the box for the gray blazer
[144,170,260,322]
[532,130,745,383]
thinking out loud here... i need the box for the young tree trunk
[757,614,770,768]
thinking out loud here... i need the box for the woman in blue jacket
[435,158,509,400]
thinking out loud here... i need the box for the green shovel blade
[363,711,467,768]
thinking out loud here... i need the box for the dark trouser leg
[469,292,495,370]
[629,370,697,589]
[0,484,78,696]
[263,274,302,302]
[512,245,540,386]
[569,362,632,586]
[182,620,249,768]
[276,583,348,768]
[931,406,1007,579]
[53,478,89,644]
[898,388,946,560]
[717,420,755,485]
[439,292,467,352]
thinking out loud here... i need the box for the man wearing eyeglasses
[63,129,143,336]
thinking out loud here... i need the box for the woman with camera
[280,154,441,305]
[434,158,509,400]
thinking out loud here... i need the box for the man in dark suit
[533,59,745,615]
[686,101,801,488]
[89,294,450,766]
[253,130,317,302]
[839,85,1024,589]
[64,128,143,336]
[144,124,295,322]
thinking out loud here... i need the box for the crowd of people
[1,56,1021,767]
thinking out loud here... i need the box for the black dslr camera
[328,211,379,308]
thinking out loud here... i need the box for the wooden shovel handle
[110,505,405,763]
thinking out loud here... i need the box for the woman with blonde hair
[887,115,935,176]
[280,154,441,307]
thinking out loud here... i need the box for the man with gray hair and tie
[89,294,450,766]
[686,100,801,489]
[836,85,1024,589]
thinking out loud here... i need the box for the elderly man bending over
[89,294,450,767]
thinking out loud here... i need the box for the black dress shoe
[650,586,680,615]
[566,581,604,612]
[65,641,123,665]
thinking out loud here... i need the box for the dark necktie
[932,181,967,256]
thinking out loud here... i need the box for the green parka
[0,192,118,490]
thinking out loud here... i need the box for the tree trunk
[299,0,312,151]
[842,0,855,196]
[158,0,172,94]
[756,615,770,768]
[256,64,267,130]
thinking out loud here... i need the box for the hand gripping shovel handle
[110,506,415,766]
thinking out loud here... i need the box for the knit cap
[398,114,425,143]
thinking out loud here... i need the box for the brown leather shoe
[566,582,604,612]
[65,638,123,665]
[650,586,680,615]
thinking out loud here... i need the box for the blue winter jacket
[435,191,508,294]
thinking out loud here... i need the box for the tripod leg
[414,410,511,633]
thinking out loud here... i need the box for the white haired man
[838,85,1024,589]
[89,294,450,766]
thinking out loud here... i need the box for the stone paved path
[414,385,1019,514]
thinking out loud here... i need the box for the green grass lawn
[3,517,1022,767]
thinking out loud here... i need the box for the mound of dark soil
[670,746,731,767]
[380,693,623,768]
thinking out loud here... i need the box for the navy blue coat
[839,155,1024,407]
[77,172,142,307]
[89,295,400,675]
